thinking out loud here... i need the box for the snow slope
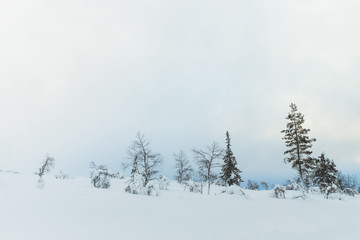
[0,172,359,240]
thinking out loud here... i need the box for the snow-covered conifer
[312,153,338,193]
[281,103,316,189]
[219,131,243,186]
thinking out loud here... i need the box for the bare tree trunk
[294,121,305,188]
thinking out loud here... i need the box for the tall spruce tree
[281,103,316,188]
[313,153,338,193]
[219,131,243,186]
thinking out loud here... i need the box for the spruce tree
[313,153,338,193]
[219,131,243,186]
[281,103,316,188]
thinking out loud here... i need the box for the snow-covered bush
[285,182,302,191]
[91,169,113,189]
[270,185,286,199]
[325,184,340,199]
[342,188,356,197]
[183,180,201,193]
[220,186,248,198]
[113,172,124,179]
[55,170,71,179]
[146,180,160,196]
[90,162,115,189]
[125,174,160,196]
[158,176,170,190]
[308,187,321,193]
[291,192,308,200]
[125,173,145,194]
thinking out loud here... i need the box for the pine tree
[313,153,338,193]
[219,131,243,186]
[281,103,316,188]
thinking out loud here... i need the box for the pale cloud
[0,0,359,181]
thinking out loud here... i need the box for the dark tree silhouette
[219,131,243,186]
[281,103,316,189]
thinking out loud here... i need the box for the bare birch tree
[126,132,162,186]
[192,142,224,194]
[174,150,193,184]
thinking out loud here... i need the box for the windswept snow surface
[0,172,359,240]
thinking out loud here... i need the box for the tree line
[281,103,358,197]
[35,103,359,197]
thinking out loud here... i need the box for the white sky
[1,0,360,182]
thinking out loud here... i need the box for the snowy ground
[0,172,359,240]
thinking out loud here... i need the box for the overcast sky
[1,0,360,183]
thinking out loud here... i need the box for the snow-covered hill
[0,172,359,240]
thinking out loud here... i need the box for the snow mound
[219,186,248,198]
[269,185,286,199]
